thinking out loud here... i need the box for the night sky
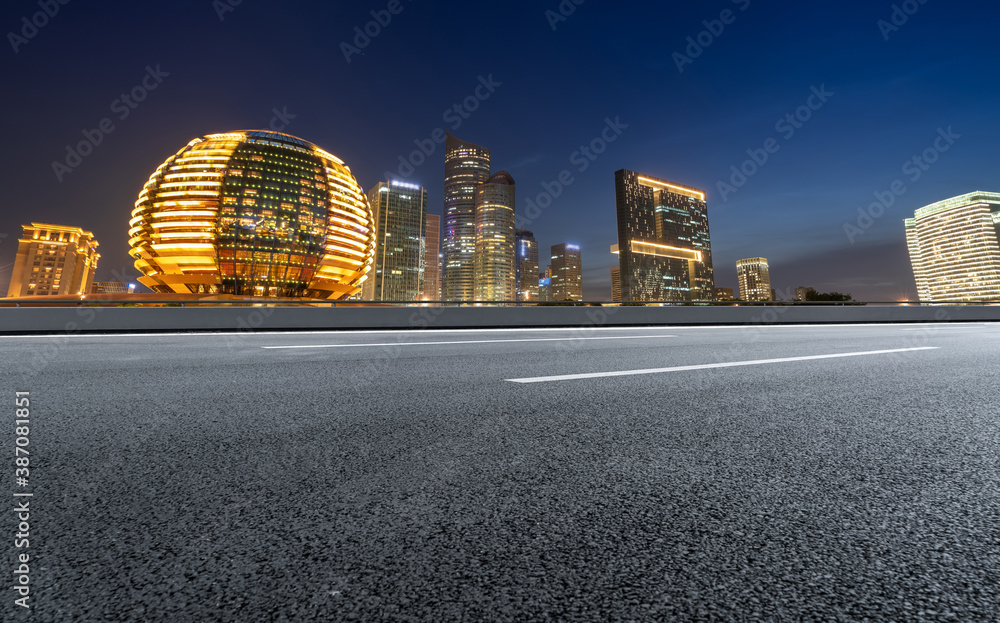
[2,0,998,300]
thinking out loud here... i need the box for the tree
[803,288,853,302]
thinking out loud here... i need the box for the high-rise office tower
[422,213,441,301]
[610,265,621,302]
[515,229,539,301]
[613,169,714,302]
[551,243,583,301]
[473,171,516,302]
[364,180,427,302]
[737,257,772,302]
[905,192,1000,302]
[6,223,100,297]
[442,132,491,301]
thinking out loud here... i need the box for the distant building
[421,213,441,301]
[364,180,427,302]
[771,288,777,301]
[737,257,772,302]
[7,223,100,297]
[515,229,539,301]
[473,171,516,302]
[905,192,1000,302]
[715,287,735,301]
[613,169,714,302]
[539,277,552,302]
[93,281,129,294]
[442,132,491,301]
[795,286,809,301]
[539,265,552,302]
[610,265,621,302]
[550,243,583,301]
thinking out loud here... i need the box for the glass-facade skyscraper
[905,192,1000,302]
[551,243,583,301]
[364,180,427,302]
[473,171,516,302]
[515,229,539,301]
[613,169,714,302]
[442,132,491,301]
[737,257,771,301]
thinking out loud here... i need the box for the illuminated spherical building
[129,130,374,299]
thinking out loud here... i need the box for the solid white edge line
[899,326,982,331]
[262,335,679,349]
[506,347,941,384]
[1,322,995,339]
[0,327,676,339]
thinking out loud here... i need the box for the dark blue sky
[2,0,998,300]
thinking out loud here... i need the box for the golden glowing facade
[6,223,100,297]
[128,131,374,299]
[474,171,516,302]
[905,192,1000,302]
[737,257,772,301]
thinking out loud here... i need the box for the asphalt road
[2,323,999,622]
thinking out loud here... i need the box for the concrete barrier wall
[0,305,997,334]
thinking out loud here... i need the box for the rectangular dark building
[613,169,714,302]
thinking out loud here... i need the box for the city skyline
[9,153,1000,302]
[6,131,999,302]
[3,2,1000,301]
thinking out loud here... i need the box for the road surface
[2,323,998,621]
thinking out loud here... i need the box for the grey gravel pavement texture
[1,323,999,622]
